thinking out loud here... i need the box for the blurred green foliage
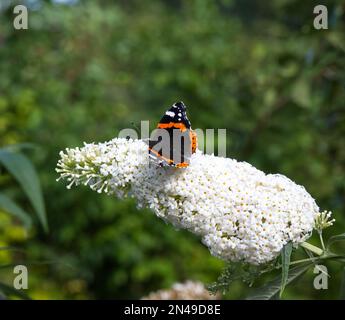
[0,0,344,299]
[0,146,47,299]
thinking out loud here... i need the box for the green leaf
[246,263,312,300]
[0,282,31,300]
[0,193,32,228]
[334,257,345,264]
[340,267,345,300]
[327,233,345,250]
[0,149,48,232]
[280,242,293,298]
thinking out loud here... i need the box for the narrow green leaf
[246,263,312,300]
[0,282,31,300]
[0,149,48,232]
[280,242,293,298]
[327,233,345,250]
[0,193,32,228]
[334,257,345,264]
[340,267,345,300]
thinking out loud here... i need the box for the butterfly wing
[157,101,191,131]
[148,101,197,167]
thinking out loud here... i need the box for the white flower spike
[56,138,321,265]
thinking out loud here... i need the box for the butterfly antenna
[130,121,140,132]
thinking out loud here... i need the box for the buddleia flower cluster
[56,138,323,265]
[314,210,335,232]
[142,281,220,300]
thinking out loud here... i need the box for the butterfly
[148,101,197,168]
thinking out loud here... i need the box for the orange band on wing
[176,162,189,168]
[149,148,189,167]
[157,122,187,132]
[190,130,197,154]
[148,147,174,164]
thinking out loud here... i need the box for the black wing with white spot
[158,101,191,129]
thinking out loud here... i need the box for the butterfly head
[172,101,187,112]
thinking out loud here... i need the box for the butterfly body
[148,101,197,168]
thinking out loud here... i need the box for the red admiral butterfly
[148,101,197,168]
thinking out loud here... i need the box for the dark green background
[0,0,344,299]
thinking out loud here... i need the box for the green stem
[289,256,326,266]
[275,253,343,269]
[289,257,316,266]
[319,231,326,251]
[300,241,323,256]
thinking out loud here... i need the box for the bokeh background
[0,0,344,299]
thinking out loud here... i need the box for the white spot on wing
[165,111,175,117]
